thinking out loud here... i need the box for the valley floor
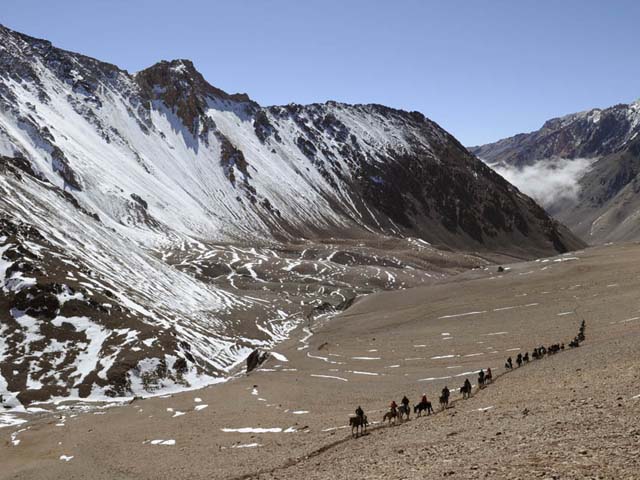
[2,243,640,479]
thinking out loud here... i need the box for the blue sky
[3,0,639,145]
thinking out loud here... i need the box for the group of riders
[353,366,493,429]
[350,320,586,437]
[505,320,586,370]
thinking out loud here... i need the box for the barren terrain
[2,242,640,479]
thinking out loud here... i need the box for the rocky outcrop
[135,59,253,136]
[246,350,269,373]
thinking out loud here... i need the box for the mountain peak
[135,58,254,134]
[136,58,252,103]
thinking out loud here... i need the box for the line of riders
[349,320,586,437]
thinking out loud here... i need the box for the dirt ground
[2,242,639,479]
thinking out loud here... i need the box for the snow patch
[221,427,296,433]
[439,311,486,319]
[149,439,176,445]
[270,352,288,362]
[310,374,348,382]
[476,406,494,412]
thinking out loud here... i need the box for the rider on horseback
[478,369,485,386]
[463,378,472,397]
[390,400,398,414]
[421,394,428,405]
[401,395,410,411]
[442,386,450,402]
[355,405,364,422]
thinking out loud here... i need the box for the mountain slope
[0,24,583,408]
[471,100,640,242]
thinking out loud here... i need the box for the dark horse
[460,382,472,399]
[397,404,410,421]
[485,369,493,384]
[414,401,434,417]
[349,415,368,437]
[439,393,449,410]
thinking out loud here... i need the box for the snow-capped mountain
[472,101,640,167]
[472,100,640,242]
[0,24,582,408]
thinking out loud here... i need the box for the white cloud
[488,158,594,208]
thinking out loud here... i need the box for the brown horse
[383,409,399,425]
[349,415,368,437]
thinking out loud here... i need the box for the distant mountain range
[472,100,640,243]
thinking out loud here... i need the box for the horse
[439,393,449,410]
[397,404,410,421]
[548,344,560,355]
[349,415,368,437]
[383,409,399,425]
[414,401,434,417]
[460,382,472,399]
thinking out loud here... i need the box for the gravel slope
[2,243,639,479]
